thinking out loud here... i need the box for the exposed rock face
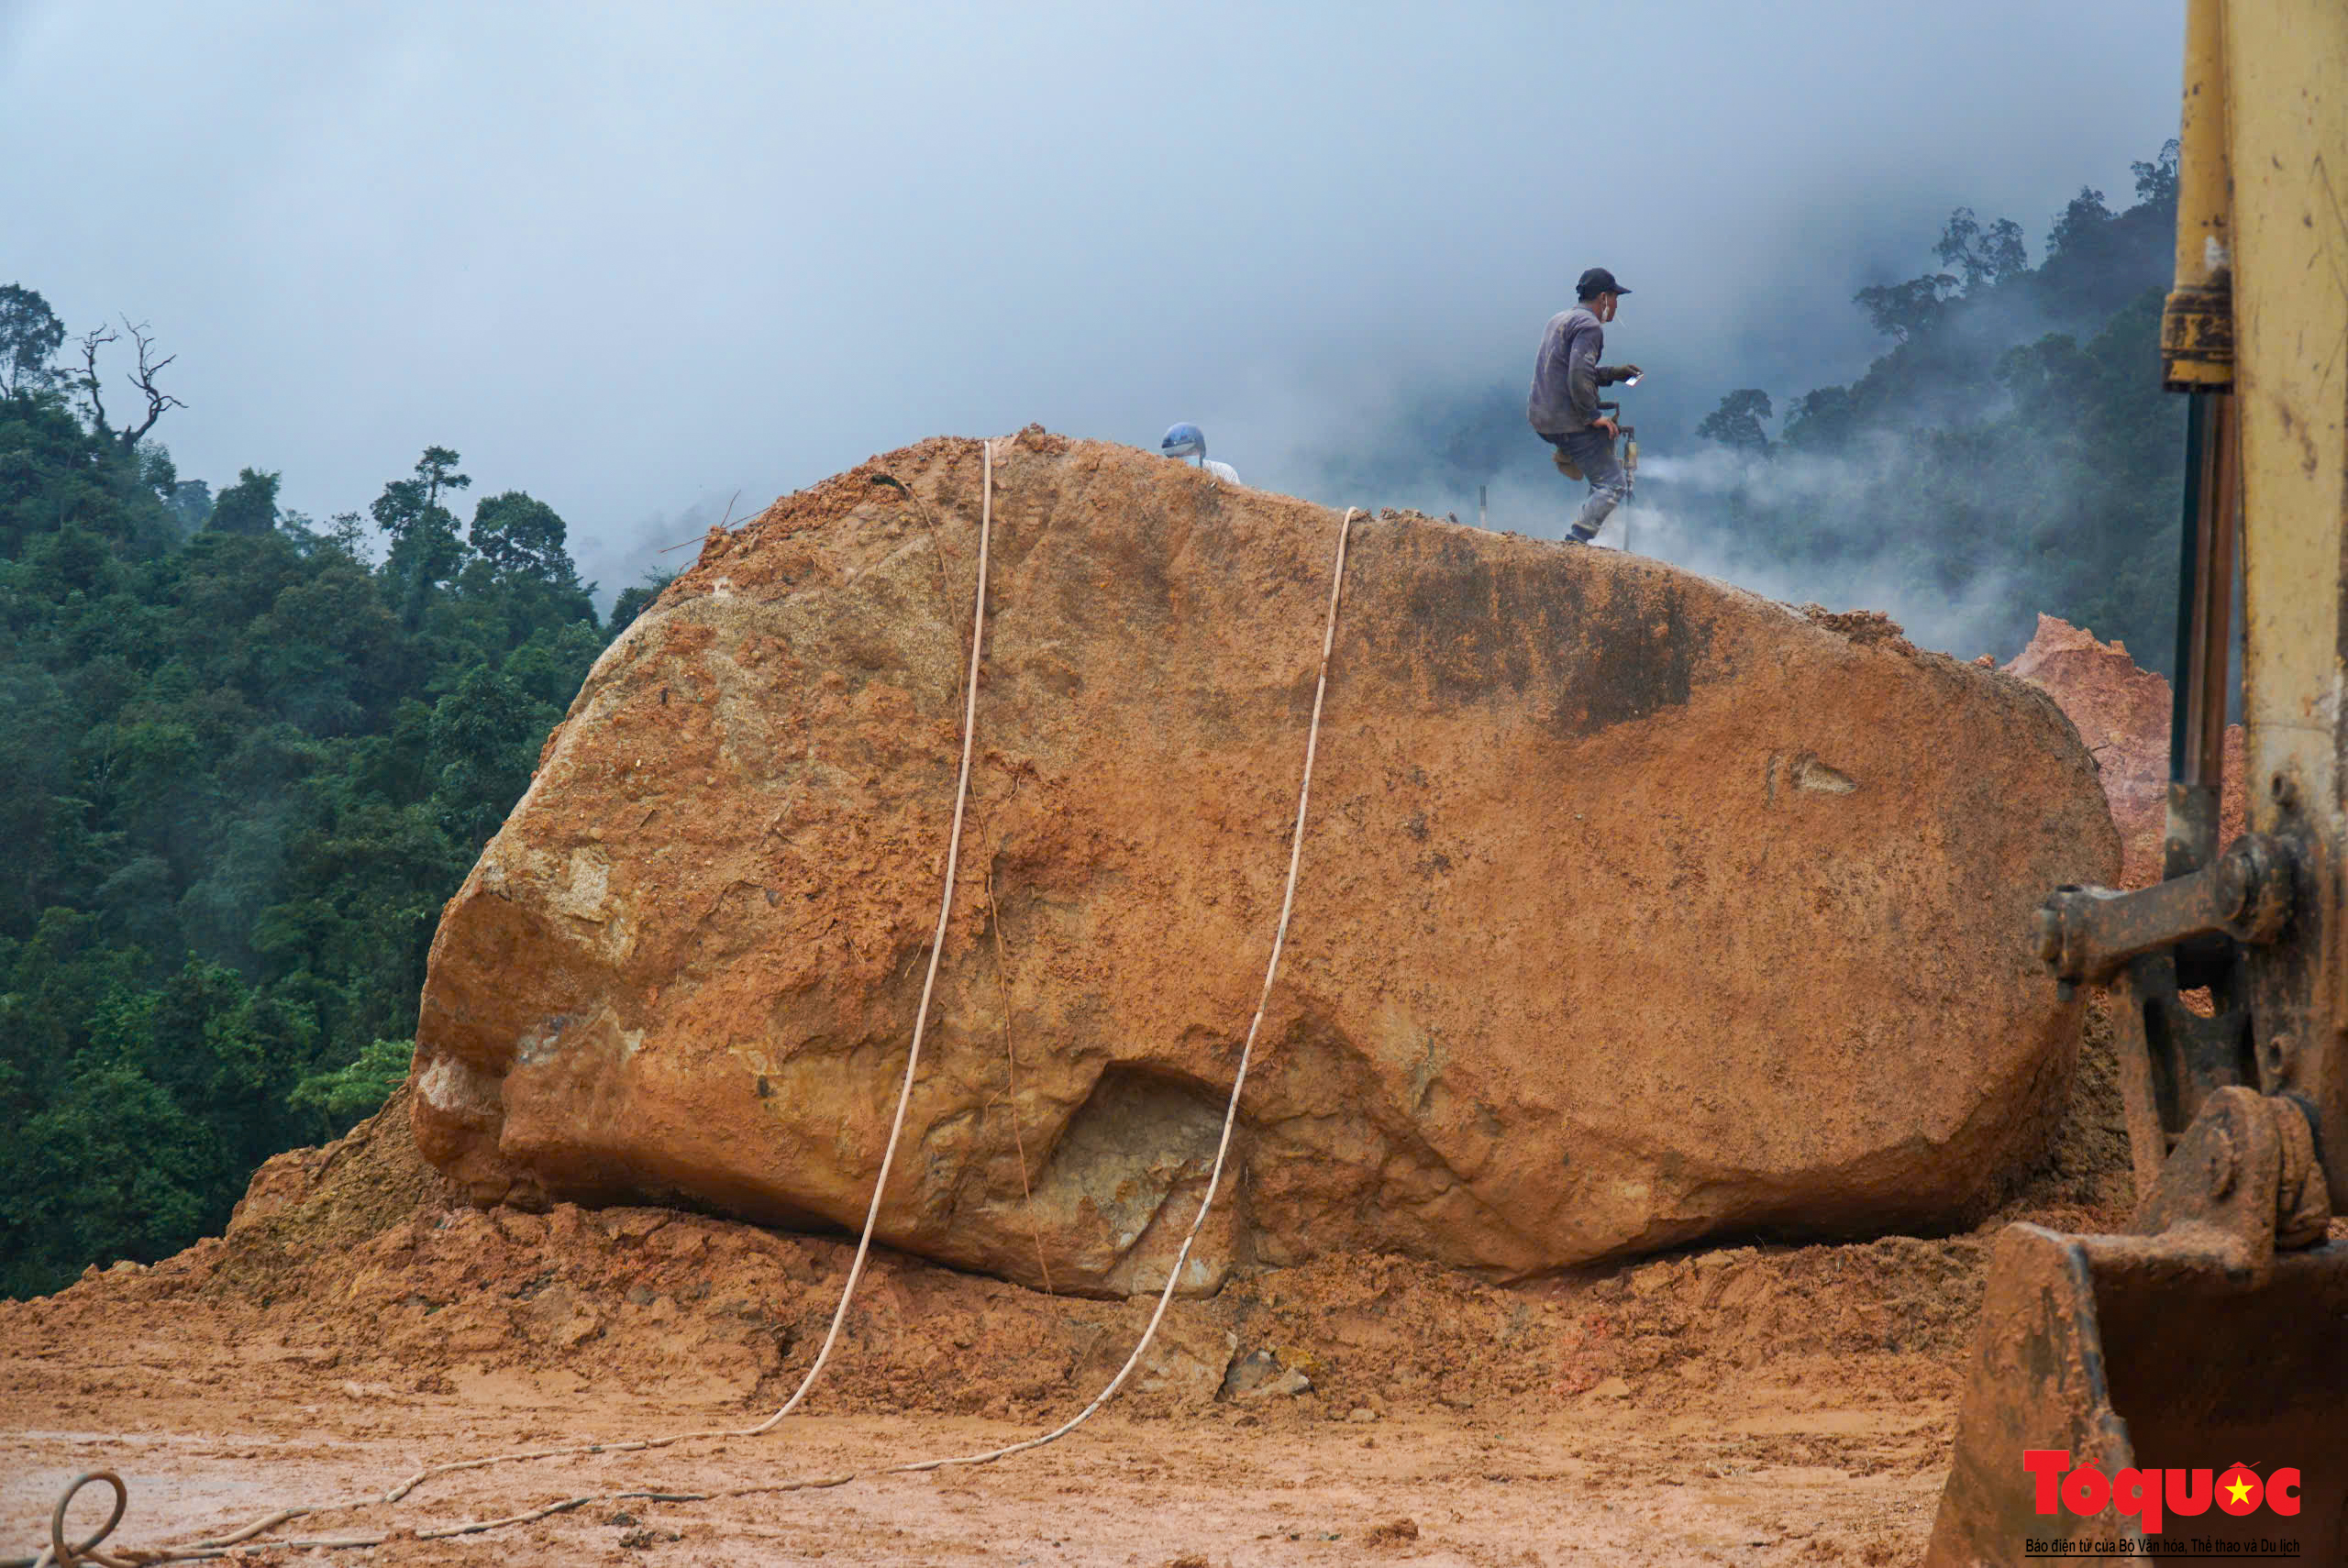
[2002,614,2243,889]
[411,431,2117,1295]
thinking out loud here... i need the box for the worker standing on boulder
[1527,268,1641,545]
[1161,423,1241,486]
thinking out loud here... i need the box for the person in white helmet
[1161,423,1241,485]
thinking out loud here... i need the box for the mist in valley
[2,1,2187,657]
[0,0,2196,1292]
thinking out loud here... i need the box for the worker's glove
[1551,447,1585,480]
[1597,364,1643,387]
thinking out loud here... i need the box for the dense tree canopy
[0,285,66,397]
[1691,141,2187,666]
[1694,389,1774,456]
[0,289,624,1296]
[0,143,2208,1296]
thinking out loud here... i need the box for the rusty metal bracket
[2102,1087,2333,1283]
[2106,952,2256,1200]
[2033,833,2292,998]
[2161,282,2236,391]
[2132,1086,2283,1279]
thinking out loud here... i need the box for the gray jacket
[1526,306,1603,435]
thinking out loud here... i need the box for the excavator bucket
[1924,0,2348,1557]
[1925,1223,2348,1563]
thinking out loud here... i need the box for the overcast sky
[2,1,2184,601]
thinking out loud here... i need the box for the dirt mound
[12,977,2143,1430]
[4,1180,1987,1566]
[2003,613,2244,888]
[406,429,2116,1294]
[7,1049,2143,1563]
[3,577,2165,1562]
[222,1081,459,1241]
[13,1145,2009,1427]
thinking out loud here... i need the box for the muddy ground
[0,1002,2156,1568]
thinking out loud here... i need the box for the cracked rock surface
[410,429,2116,1295]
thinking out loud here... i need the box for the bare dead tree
[76,324,119,433]
[70,319,185,448]
[116,318,183,448]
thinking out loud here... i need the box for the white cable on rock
[886,502,1360,1475]
[379,494,1360,1501]
[740,431,1001,1433]
[49,478,1360,1565]
[412,435,996,1465]
[97,439,1007,1562]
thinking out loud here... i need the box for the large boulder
[411,430,2117,1296]
[2002,613,2243,889]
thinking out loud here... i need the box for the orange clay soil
[1,610,2226,1567]
[1999,613,2246,890]
[0,1015,2142,1568]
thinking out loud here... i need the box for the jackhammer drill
[1549,374,1640,548]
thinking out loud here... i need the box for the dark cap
[1576,267,1631,300]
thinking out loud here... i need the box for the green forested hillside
[0,295,658,1295]
[1687,144,2187,667]
[1325,145,2192,670]
[0,147,2198,1297]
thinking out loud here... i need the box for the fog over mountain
[0,0,2206,1297]
[2,1,2184,639]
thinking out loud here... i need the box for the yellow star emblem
[2224,1473,2255,1507]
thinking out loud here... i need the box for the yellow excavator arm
[1926,2,2348,1561]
